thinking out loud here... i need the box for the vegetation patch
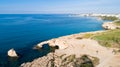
[60,54,95,67]
[92,29,120,48]
[83,33,94,38]
[79,55,94,67]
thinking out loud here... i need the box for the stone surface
[21,53,54,67]
[21,53,95,67]
[36,38,68,50]
[7,48,18,57]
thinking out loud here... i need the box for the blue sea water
[0,14,104,67]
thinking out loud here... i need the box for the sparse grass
[61,54,95,67]
[76,33,94,39]
[92,29,120,48]
[83,33,94,38]
[98,41,112,47]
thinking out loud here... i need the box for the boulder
[7,48,18,57]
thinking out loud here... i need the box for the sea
[0,14,104,67]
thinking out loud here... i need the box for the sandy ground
[48,35,120,67]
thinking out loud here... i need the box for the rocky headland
[21,30,120,67]
[20,16,120,67]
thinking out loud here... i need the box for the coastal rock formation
[21,31,120,67]
[36,39,68,49]
[21,52,97,67]
[8,48,18,57]
[102,22,120,30]
[36,31,104,50]
[21,53,54,67]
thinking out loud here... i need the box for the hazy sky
[0,0,120,14]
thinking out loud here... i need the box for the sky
[0,0,120,14]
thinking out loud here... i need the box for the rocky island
[8,48,18,57]
[20,15,120,67]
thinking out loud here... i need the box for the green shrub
[80,55,93,67]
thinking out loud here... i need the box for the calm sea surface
[0,14,104,67]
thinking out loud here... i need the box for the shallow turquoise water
[0,14,104,67]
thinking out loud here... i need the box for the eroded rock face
[7,48,18,57]
[36,39,68,50]
[21,53,54,67]
[49,39,68,49]
[21,53,97,67]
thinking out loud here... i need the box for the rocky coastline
[20,16,120,67]
[21,31,120,67]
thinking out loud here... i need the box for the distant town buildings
[79,13,120,18]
